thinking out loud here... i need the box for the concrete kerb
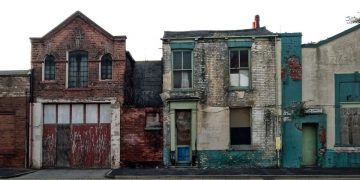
[0,169,36,179]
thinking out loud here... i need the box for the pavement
[106,167,360,179]
[1,167,360,179]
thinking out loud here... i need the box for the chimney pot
[255,15,260,29]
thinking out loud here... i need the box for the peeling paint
[287,57,302,80]
[42,124,110,168]
[70,124,110,168]
[42,125,56,167]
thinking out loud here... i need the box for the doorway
[175,110,191,165]
[301,123,317,166]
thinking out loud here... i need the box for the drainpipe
[274,36,282,167]
[28,69,34,168]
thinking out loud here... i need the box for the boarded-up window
[100,104,111,123]
[145,112,161,130]
[44,104,56,124]
[58,104,70,124]
[230,108,251,145]
[72,104,84,124]
[176,110,191,146]
[0,114,15,154]
[340,107,360,145]
[86,104,98,123]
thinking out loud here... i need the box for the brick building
[0,70,30,167]
[121,61,163,167]
[161,16,282,167]
[29,11,130,168]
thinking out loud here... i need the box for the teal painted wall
[323,150,360,167]
[280,33,302,107]
[282,114,327,167]
[280,33,303,167]
[196,150,276,168]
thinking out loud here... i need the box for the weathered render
[161,20,282,167]
[30,11,129,168]
[301,24,360,167]
[0,70,30,167]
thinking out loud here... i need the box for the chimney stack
[253,15,260,29]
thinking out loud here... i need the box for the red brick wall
[31,16,127,102]
[121,107,163,167]
[0,97,28,168]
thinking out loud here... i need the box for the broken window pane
[230,51,239,68]
[229,49,250,88]
[240,50,249,67]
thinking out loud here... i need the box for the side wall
[302,27,360,167]
[0,75,29,167]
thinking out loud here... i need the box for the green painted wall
[196,150,276,168]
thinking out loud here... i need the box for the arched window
[68,50,88,88]
[101,54,112,80]
[44,55,55,80]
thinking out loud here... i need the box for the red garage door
[42,103,111,168]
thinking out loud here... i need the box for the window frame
[229,107,252,149]
[100,54,112,80]
[68,50,88,88]
[172,50,193,90]
[229,48,251,90]
[43,103,111,125]
[44,55,55,81]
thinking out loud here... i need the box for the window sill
[66,88,91,91]
[144,127,162,131]
[228,86,252,92]
[230,145,256,151]
[99,79,113,82]
[171,88,194,93]
[334,144,360,147]
[40,80,56,84]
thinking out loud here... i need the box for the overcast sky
[0,0,358,70]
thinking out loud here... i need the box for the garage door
[42,103,111,168]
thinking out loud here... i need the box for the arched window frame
[100,54,112,80]
[44,55,55,80]
[68,50,88,88]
